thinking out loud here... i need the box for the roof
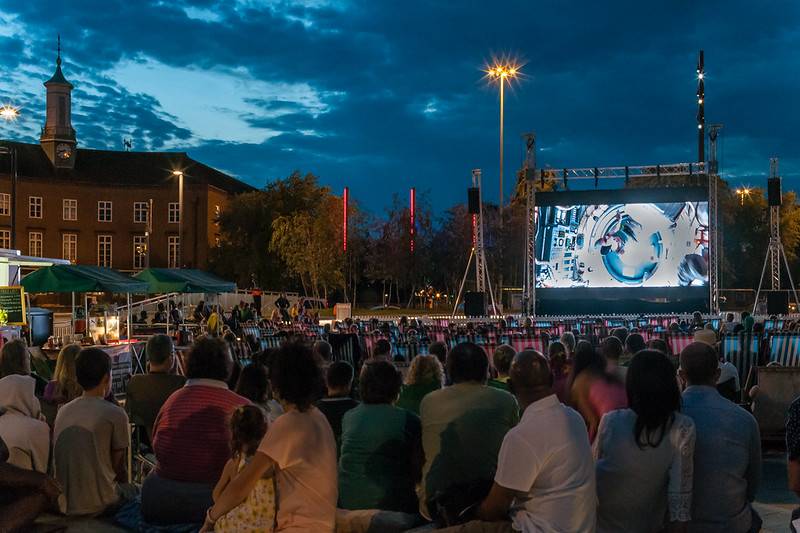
[45,63,72,87]
[21,264,150,294]
[0,141,256,194]
[134,268,237,293]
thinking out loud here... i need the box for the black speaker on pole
[467,188,480,214]
[768,177,782,207]
[464,291,485,317]
[767,291,789,315]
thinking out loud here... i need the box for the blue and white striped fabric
[769,334,800,366]
[721,333,761,385]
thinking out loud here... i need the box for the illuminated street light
[736,187,752,206]
[0,105,19,122]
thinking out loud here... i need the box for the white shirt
[495,394,597,533]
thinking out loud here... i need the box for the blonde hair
[53,344,83,402]
[405,354,444,387]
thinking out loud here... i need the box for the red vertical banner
[343,187,348,252]
[410,187,415,254]
[472,213,477,248]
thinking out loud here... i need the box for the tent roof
[21,265,150,293]
[133,268,236,294]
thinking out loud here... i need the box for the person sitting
[397,354,444,415]
[339,361,422,517]
[153,302,168,324]
[559,331,576,357]
[624,332,646,359]
[126,334,186,442]
[313,340,334,365]
[53,347,132,516]
[680,342,762,532]
[1,339,45,396]
[488,345,515,391]
[569,340,627,442]
[210,405,276,531]
[204,341,337,532]
[456,350,596,532]
[0,369,49,473]
[600,336,626,382]
[142,337,249,525]
[595,350,696,532]
[316,361,359,451]
[372,338,393,361]
[236,362,284,424]
[419,342,519,520]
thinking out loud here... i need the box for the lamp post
[736,187,751,206]
[0,104,20,249]
[172,170,184,268]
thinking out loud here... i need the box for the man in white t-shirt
[444,350,596,532]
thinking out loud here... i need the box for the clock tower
[40,36,76,169]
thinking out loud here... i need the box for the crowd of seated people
[0,309,794,532]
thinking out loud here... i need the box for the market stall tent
[22,264,149,294]
[133,268,236,294]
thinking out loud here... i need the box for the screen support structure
[708,124,721,314]
[452,169,498,317]
[753,158,800,313]
[522,133,537,317]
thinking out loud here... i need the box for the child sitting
[208,405,275,532]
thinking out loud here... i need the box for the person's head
[743,315,755,332]
[647,338,670,355]
[428,341,447,367]
[572,340,606,378]
[235,363,269,404]
[406,354,444,387]
[146,334,174,372]
[508,350,553,406]
[600,336,624,362]
[524,317,533,328]
[53,344,82,400]
[447,342,489,384]
[270,341,324,411]
[679,342,720,387]
[726,312,735,323]
[0,339,29,377]
[373,339,392,360]
[741,311,751,320]
[326,361,354,397]
[694,328,717,347]
[229,405,267,458]
[625,333,646,355]
[76,347,112,396]
[611,327,629,345]
[185,336,232,382]
[312,340,333,363]
[157,302,165,312]
[559,332,576,354]
[627,350,681,448]
[692,311,703,324]
[492,345,515,378]
[360,360,402,404]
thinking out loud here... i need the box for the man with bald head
[442,350,596,532]
[680,342,762,533]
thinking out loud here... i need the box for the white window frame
[62,233,77,262]
[29,231,42,257]
[97,201,113,222]
[29,196,42,219]
[63,199,77,221]
[168,236,180,268]
[168,202,180,224]
[0,229,10,248]
[133,235,147,270]
[0,193,10,216]
[97,235,112,267]
[133,202,149,224]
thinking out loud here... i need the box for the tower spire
[57,34,61,66]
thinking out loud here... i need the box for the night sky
[1,1,798,210]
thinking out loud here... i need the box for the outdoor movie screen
[535,190,709,290]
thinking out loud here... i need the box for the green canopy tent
[133,268,236,294]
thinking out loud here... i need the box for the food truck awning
[21,265,149,294]
[133,268,236,294]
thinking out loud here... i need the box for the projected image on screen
[535,201,709,288]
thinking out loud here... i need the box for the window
[97,235,112,267]
[0,230,10,248]
[63,199,77,221]
[133,202,149,224]
[29,196,42,219]
[0,193,10,216]
[168,202,180,223]
[168,236,180,268]
[62,233,77,262]
[97,201,112,222]
[133,235,147,270]
[29,232,42,257]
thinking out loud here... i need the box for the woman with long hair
[547,341,570,403]
[43,344,83,405]
[568,340,627,441]
[594,350,696,533]
[396,354,444,415]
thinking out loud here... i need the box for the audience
[126,334,186,441]
[559,331,576,356]
[313,339,334,365]
[547,341,570,403]
[205,341,336,532]
[595,350,696,532]
[397,354,444,415]
[680,342,762,532]
[488,345,514,391]
[0,367,49,472]
[373,338,393,361]
[142,337,249,525]
[339,361,422,517]
[0,339,44,397]
[43,343,83,405]
[600,336,626,382]
[0,435,61,531]
[53,347,133,516]
[419,342,519,520]
[624,332,646,359]
[316,361,359,449]
[569,340,627,441]
[235,362,283,424]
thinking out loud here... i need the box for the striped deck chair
[722,333,761,385]
[667,333,694,356]
[260,335,284,350]
[328,333,360,366]
[509,334,543,354]
[769,334,800,367]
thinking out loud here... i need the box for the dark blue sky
[1,0,798,210]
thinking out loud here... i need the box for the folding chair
[769,334,800,367]
[667,333,694,357]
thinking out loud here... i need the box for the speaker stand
[753,204,800,314]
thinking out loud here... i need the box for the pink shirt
[587,379,628,441]
[258,406,337,532]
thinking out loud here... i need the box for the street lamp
[736,187,751,206]
[485,62,521,217]
[172,170,184,268]
[0,105,21,249]
[0,105,19,122]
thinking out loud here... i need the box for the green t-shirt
[338,403,421,513]
[396,381,441,415]
[487,377,510,392]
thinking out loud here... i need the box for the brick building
[0,49,254,271]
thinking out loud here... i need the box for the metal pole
[178,174,184,268]
[10,148,16,249]
[499,78,504,219]
[146,198,153,269]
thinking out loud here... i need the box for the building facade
[0,49,253,272]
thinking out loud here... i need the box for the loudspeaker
[768,177,782,207]
[767,291,789,315]
[464,291,485,317]
[467,188,480,214]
